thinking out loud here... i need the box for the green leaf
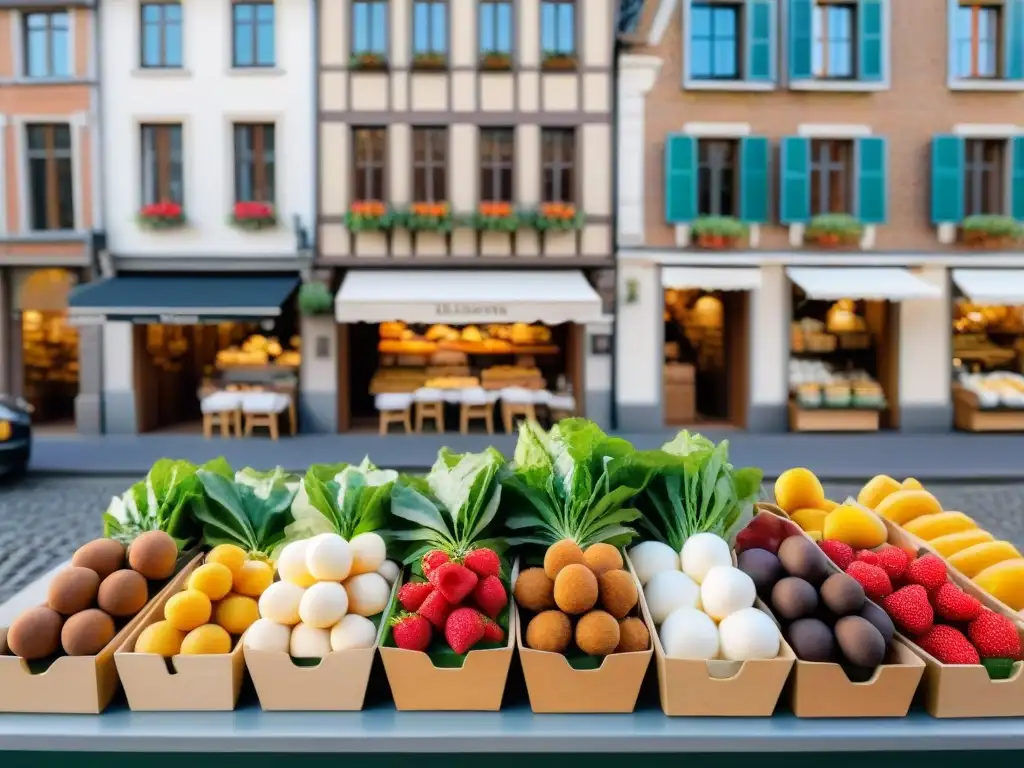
[390,483,453,539]
[195,470,298,556]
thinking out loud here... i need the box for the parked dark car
[0,396,31,477]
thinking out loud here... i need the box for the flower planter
[542,54,577,71]
[350,53,388,72]
[412,54,447,71]
[137,203,186,230]
[475,203,520,233]
[346,201,395,233]
[696,234,740,250]
[690,216,747,250]
[479,53,512,71]
[533,203,583,232]
[404,202,453,233]
[230,202,277,231]
[961,215,1022,249]
[804,214,864,249]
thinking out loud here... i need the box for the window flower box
[403,202,453,232]
[692,215,747,249]
[411,52,447,71]
[962,215,1023,249]
[350,52,388,71]
[137,202,186,230]
[297,282,334,317]
[230,201,277,231]
[346,200,395,232]
[542,52,577,71]
[479,51,513,71]
[474,202,520,232]
[532,202,583,232]
[805,213,863,247]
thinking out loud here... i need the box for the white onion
[700,566,756,622]
[718,608,781,661]
[258,581,304,626]
[349,532,387,576]
[305,533,353,582]
[330,614,377,651]
[659,607,720,660]
[289,622,332,658]
[343,572,391,617]
[277,540,316,588]
[298,581,349,628]
[376,559,401,585]
[628,541,680,586]
[681,533,732,585]
[643,570,701,625]
[243,618,292,653]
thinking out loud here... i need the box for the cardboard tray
[516,559,653,714]
[378,563,516,711]
[114,554,247,711]
[244,577,400,711]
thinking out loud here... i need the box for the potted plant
[804,213,863,247]
[346,200,395,232]
[412,52,447,71]
[230,201,277,231]
[691,215,747,249]
[542,51,577,71]
[474,202,520,232]
[479,51,513,71]
[403,201,453,232]
[962,214,1023,248]
[137,201,186,230]
[350,52,388,71]
[297,282,334,317]
[532,202,583,232]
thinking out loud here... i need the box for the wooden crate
[788,402,880,432]
[954,387,1024,432]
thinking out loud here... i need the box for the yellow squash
[857,475,902,510]
[973,559,1024,611]
[928,529,994,558]
[949,541,1021,578]
[903,511,977,541]
[874,490,943,526]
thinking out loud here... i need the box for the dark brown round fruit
[97,569,149,617]
[777,536,829,585]
[525,610,572,653]
[771,577,818,621]
[858,601,895,646]
[835,615,886,668]
[575,610,620,656]
[47,566,100,616]
[128,530,178,580]
[786,617,834,662]
[513,567,556,612]
[597,569,637,619]
[820,572,866,617]
[61,609,116,656]
[736,548,784,598]
[615,617,650,653]
[7,606,63,660]
[71,538,126,579]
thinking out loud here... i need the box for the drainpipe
[609,38,621,432]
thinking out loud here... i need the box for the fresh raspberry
[471,575,508,619]
[482,616,505,644]
[444,607,486,654]
[931,582,982,622]
[422,549,450,584]
[416,587,452,630]
[968,610,1022,659]
[464,548,501,578]
[907,554,947,590]
[819,540,855,570]
[390,613,432,652]
[845,561,893,601]
[397,581,434,612]
[882,584,934,634]
[855,550,881,566]
[916,625,980,665]
[876,547,910,582]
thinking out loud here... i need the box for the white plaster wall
[99,0,314,258]
[102,322,134,392]
[615,55,661,246]
[616,262,660,405]
[750,265,788,406]
[899,266,951,406]
[585,319,612,391]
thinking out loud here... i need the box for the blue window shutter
[857,0,884,82]
[739,136,770,223]
[930,135,964,225]
[1006,0,1024,80]
[664,134,697,224]
[855,137,887,224]
[1010,137,1024,221]
[780,137,811,224]
[788,0,813,80]
[745,0,774,82]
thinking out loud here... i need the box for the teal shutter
[664,134,697,224]
[930,135,964,225]
[779,137,810,224]
[739,136,770,223]
[855,137,887,224]
[857,0,884,82]
[1006,0,1024,80]
[745,0,774,82]
[788,0,813,80]
[1010,137,1024,221]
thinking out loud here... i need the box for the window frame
[22,11,71,79]
[411,127,448,202]
[140,2,183,69]
[955,3,1002,79]
[479,128,515,203]
[479,0,514,56]
[140,123,184,206]
[809,139,855,215]
[689,2,742,81]
[411,0,448,59]
[233,123,276,204]
[25,123,75,232]
[963,138,1006,216]
[812,1,858,80]
[350,0,389,57]
[540,0,577,59]
[541,128,576,204]
[231,0,276,68]
[352,127,388,202]
[697,138,739,216]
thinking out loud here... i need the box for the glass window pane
[541,3,556,51]
[165,22,182,66]
[257,9,275,64]
[557,4,574,52]
[142,24,161,66]
[691,5,711,37]
[52,28,69,75]
[30,158,48,230]
[831,41,852,76]
[54,125,70,150]
[691,39,711,77]
[165,4,181,22]
[497,3,512,50]
[371,3,386,51]
[27,31,47,76]
[715,6,736,36]
[480,4,494,49]
[234,4,253,22]
[257,4,274,21]
[431,3,446,51]
[235,26,253,64]
[414,2,429,52]
[955,40,971,77]
[57,158,74,229]
[353,3,368,51]
[714,40,737,77]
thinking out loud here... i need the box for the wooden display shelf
[788,401,880,432]
[953,387,1024,432]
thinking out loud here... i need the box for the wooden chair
[241,392,292,440]
[376,393,413,434]
[500,387,541,433]
[458,388,496,435]
[413,387,445,433]
[200,392,243,438]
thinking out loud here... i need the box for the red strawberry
[931,582,982,622]
[472,575,508,619]
[916,625,981,665]
[819,540,854,570]
[482,616,505,644]
[855,550,880,566]
[876,547,910,582]
[845,561,893,601]
[907,554,947,591]
[882,584,934,634]
[968,610,1022,659]
[398,581,434,612]
[464,547,501,578]
[391,613,432,652]
[416,587,453,630]
[445,607,486,654]
[434,561,479,604]
[422,550,450,584]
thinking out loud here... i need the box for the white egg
[718,607,781,661]
[277,540,316,587]
[681,533,733,585]
[349,532,388,576]
[305,533,354,582]
[298,581,350,628]
[289,622,332,659]
[659,607,720,660]
[330,614,378,651]
[243,618,292,654]
[628,541,681,586]
[258,581,305,626]
[643,570,701,625]
[377,559,401,585]
[343,572,391,617]
[700,566,756,621]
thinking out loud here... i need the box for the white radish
[330,614,377,651]
[277,540,316,588]
[377,559,400,585]
[258,581,304,626]
[344,572,391,617]
[243,618,292,653]
[289,623,331,658]
[628,541,680,586]
[305,533,354,582]
[349,532,387,576]
[298,581,349,628]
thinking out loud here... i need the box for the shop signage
[434,303,509,318]
[159,314,201,325]
[590,333,612,356]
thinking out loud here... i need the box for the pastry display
[789,359,886,410]
[423,377,480,390]
[958,372,1024,409]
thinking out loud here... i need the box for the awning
[334,270,604,325]
[662,267,761,292]
[68,275,299,323]
[786,268,941,301]
[952,269,1024,304]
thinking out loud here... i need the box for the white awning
[952,269,1024,304]
[787,268,941,301]
[662,267,761,292]
[335,269,604,325]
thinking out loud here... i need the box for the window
[141,124,183,205]
[353,128,387,200]
[809,140,854,215]
[352,1,387,57]
[23,12,70,78]
[234,124,275,203]
[412,0,447,56]
[412,128,447,202]
[26,124,74,231]
[540,0,575,57]
[232,1,275,67]
[479,128,514,202]
[479,0,513,55]
[963,139,1005,216]
[690,3,741,79]
[812,2,856,78]
[698,140,738,216]
[141,3,183,68]
[955,4,1001,78]
[541,129,575,203]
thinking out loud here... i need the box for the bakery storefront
[333,269,605,434]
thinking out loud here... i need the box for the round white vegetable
[680,533,733,585]
[377,559,401,585]
[349,532,387,576]
[258,580,305,626]
[290,622,332,659]
[330,614,378,651]
[643,570,701,625]
[718,607,781,661]
[344,572,391,617]
[628,541,680,586]
[298,581,350,628]
[659,606,720,660]
[276,540,316,588]
[305,533,354,582]
[700,566,756,622]
[243,618,292,654]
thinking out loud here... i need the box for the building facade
[617,0,1024,434]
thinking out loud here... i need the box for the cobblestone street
[2,476,1024,604]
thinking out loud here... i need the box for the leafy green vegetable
[234,466,301,499]
[636,431,763,551]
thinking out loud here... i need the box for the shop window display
[21,309,79,425]
[952,301,1024,431]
